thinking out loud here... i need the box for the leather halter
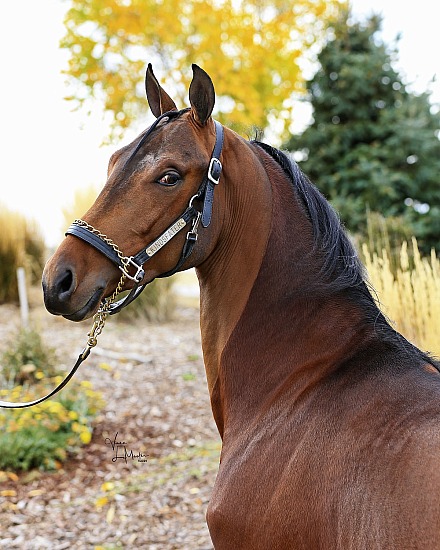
[0,113,224,408]
[66,113,223,314]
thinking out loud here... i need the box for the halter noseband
[0,113,223,409]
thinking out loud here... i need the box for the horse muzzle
[42,258,106,321]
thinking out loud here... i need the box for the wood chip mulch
[0,303,220,549]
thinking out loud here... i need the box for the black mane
[251,141,439,368]
[252,141,366,294]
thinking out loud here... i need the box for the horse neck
[196,139,372,437]
[196,131,273,393]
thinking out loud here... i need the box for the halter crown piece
[0,114,224,408]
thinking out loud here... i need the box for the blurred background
[1,0,439,248]
[1,0,438,348]
[0,1,439,547]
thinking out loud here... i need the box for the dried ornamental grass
[0,208,26,302]
[0,205,45,303]
[362,238,440,357]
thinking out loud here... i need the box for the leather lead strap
[0,348,90,409]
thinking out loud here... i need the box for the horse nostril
[58,269,75,299]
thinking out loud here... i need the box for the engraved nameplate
[145,218,187,256]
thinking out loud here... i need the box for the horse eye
[157,172,181,186]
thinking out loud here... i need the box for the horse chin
[62,287,104,322]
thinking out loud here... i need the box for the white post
[17,267,29,328]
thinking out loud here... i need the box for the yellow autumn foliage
[362,239,440,357]
[61,0,346,141]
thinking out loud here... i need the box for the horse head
[42,64,223,321]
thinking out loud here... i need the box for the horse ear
[145,63,177,117]
[189,64,215,126]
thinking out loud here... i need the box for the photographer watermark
[104,432,149,464]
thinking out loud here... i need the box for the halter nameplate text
[146,218,187,256]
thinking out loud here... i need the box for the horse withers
[43,64,440,549]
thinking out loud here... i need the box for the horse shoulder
[207,356,440,549]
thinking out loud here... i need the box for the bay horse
[42,65,440,549]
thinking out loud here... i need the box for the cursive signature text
[104,432,149,464]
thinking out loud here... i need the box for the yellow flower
[95,496,108,508]
[98,362,112,371]
[79,430,92,444]
[48,402,63,414]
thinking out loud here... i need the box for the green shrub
[1,328,57,385]
[0,380,104,471]
[0,425,69,471]
[0,327,104,471]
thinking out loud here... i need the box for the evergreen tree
[285,14,440,252]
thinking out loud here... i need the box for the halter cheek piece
[0,113,224,408]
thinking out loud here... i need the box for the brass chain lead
[86,270,127,349]
[72,220,130,352]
